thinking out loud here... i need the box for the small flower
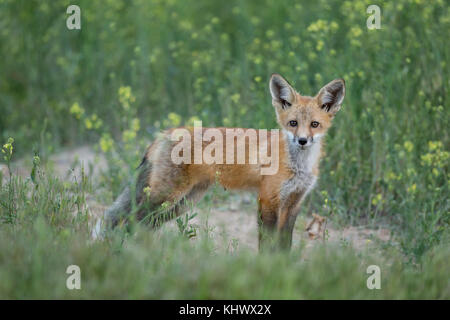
[161,201,171,209]
[316,40,324,51]
[168,112,181,127]
[70,102,84,119]
[131,118,140,132]
[118,86,136,110]
[99,133,114,153]
[265,29,275,38]
[350,27,363,38]
[33,155,40,166]
[314,73,322,83]
[404,141,414,153]
[2,137,14,160]
[408,184,417,193]
[143,186,151,198]
[231,93,240,104]
[186,116,200,127]
[84,118,93,130]
[371,193,383,205]
[122,129,136,143]
[307,19,327,33]
[432,168,439,177]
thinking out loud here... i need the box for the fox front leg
[257,199,278,252]
[276,193,303,250]
[276,209,298,250]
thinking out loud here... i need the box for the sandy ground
[3,146,392,253]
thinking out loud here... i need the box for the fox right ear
[269,74,296,109]
[317,79,345,115]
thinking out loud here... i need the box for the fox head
[269,73,345,149]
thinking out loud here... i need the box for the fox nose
[298,137,308,145]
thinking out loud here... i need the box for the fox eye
[289,120,298,127]
[311,121,320,128]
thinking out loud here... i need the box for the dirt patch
[187,204,392,253]
[1,146,106,181]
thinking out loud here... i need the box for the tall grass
[0,169,448,299]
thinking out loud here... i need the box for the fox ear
[270,74,296,109]
[317,79,345,115]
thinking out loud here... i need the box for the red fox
[100,74,345,250]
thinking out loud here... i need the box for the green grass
[0,154,448,299]
[0,0,449,298]
[0,171,448,299]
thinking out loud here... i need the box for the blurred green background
[0,0,448,298]
[2,0,447,151]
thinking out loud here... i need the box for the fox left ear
[317,79,345,115]
[270,74,296,110]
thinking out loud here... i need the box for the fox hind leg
[138,181,210,228]
[101,156,153,231]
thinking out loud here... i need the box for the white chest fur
[280,131,321,202]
